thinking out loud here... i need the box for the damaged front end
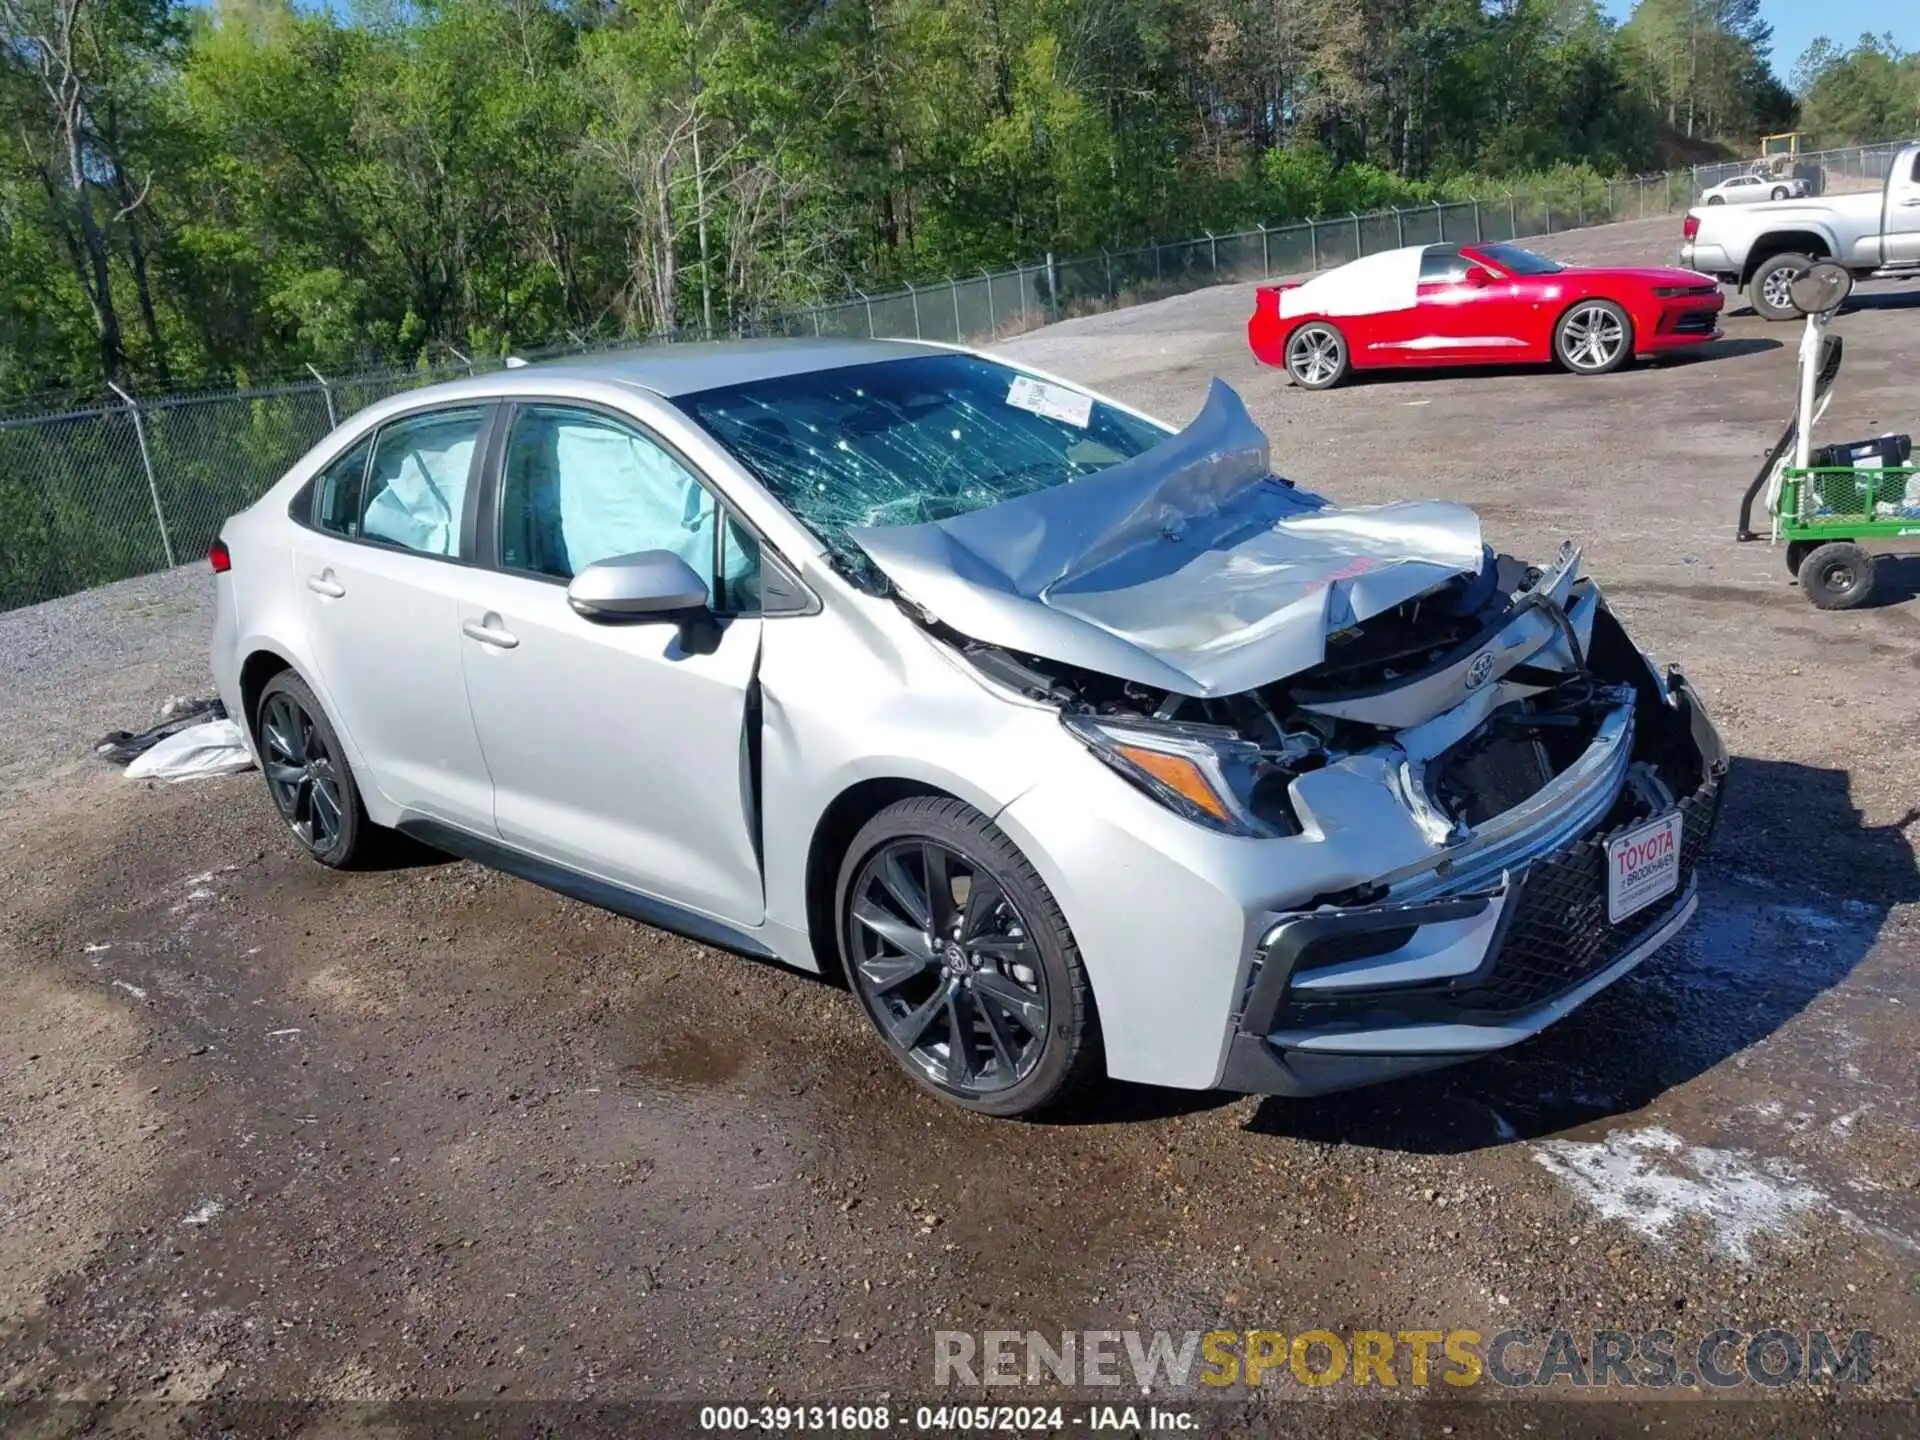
[963,543,1725,1097]
[852,378,1726,1096]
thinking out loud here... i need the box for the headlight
[1061,713,1301,837]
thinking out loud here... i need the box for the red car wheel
[1553,301,1633,376]
[1285,323,1349,389]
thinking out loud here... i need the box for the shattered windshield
[674,354,1168,577]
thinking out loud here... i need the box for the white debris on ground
[181,1200,224,1227]
[123,718,253,783]
[1531,1126,1827,1262]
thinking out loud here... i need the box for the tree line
[0,0,1813,402]
[1794,34,1920,146]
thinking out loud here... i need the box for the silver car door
[1884,149,1920,266]
[292,405,497,832]
[454,402,767,927]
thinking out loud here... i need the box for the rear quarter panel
[1247,287,1298,367]
[1248,287,1404,371]
[211,473,397,822]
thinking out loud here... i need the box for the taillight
[1682,214,1700,241]
[209,539,231,574]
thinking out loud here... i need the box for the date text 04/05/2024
[697,1404,1196,1431]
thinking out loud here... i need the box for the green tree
[1796,35,1920,144]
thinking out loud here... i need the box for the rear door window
[360,408,486,558]
[312,436,373,537]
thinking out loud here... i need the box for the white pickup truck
[1680,140,1920,320]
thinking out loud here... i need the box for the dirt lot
[2,215,1918,1434]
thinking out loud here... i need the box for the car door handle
[306,572,345,598]
[462,617,519,650]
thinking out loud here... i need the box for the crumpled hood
[849,379,1486,697]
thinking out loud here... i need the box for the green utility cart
[1736,262,1917,610]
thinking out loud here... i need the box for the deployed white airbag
[548,420,755,589]
[363,437,476,555]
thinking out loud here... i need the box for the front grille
[1431,733,1553,826]
[1278,772,1722,1029]
[1672,310,1718,334]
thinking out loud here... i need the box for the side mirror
[567,551,720,650]
[567,550,708,619]
[1465,266,1494,288]
[568,550,723,653]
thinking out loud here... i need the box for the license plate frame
[1606,810,1683,925]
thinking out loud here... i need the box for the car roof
[455,337,949,400]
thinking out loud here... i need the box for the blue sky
[1601,0,1917,86]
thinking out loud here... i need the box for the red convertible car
[1248,242,1724,389]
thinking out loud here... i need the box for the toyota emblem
[1465,652,1496,691]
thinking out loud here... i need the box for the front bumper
[1642,307,1723,352]
[1218,673,1727,1098]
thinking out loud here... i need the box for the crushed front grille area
[1278,772,1722,1031]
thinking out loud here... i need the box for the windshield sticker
[1006,376,1093,429]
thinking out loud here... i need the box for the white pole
[1793,312,1822,473]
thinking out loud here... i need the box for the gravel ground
[0,564,209,818]
[2,215,1918,1436]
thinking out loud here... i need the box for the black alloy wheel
[256,671,371,867]
[837,797,1099,1116]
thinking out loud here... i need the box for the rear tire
[1749,252,1812,321]
[1706,194,1725,205]
[255,671,378,868]
[1799,542,1876,610]
[835,797,1101,1118]
[1284,323,1350,390]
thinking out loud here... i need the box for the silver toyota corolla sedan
[210,339,1726,1117]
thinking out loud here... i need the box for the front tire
[1284,323,1350,390]
[1770,186,1789,200]
[256,671,377,868]
[1554,300,1632,375]
[835,797,1101,1118]
[1749,252,1812,321]
[1799,542,1877,610]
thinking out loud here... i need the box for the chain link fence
[1,140,1908,612]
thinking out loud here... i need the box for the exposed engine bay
[946,543,1710,851]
